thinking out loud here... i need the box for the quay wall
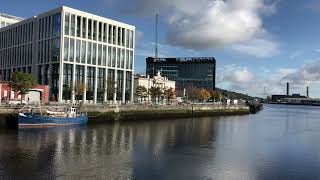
[0,104,250,126]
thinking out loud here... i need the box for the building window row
[38,13,61,40]
[63,37,133,69]
[0,22,33,49]
[60,62,133,102]
[0,44,33,68]
[64,12,134,49]
[1,66,32,81]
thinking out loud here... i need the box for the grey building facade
[0,6,135,104]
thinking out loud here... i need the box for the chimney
[286,82,289,96]
[307,86,309,98]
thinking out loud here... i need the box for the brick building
[0,82,49,104]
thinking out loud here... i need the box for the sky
[2,0,320,98]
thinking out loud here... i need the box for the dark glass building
[146,57,216,95]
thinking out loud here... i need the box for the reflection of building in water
[7,118,216,179]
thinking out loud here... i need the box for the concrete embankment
[0,104,250,127]
[81,104,250,122]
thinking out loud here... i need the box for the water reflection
[0,104,320,179]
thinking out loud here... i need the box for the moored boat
[18,103,88,127]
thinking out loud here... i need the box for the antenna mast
[155,14,158,60]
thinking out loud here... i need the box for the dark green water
[1,104,320,179]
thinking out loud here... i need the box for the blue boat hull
[18,114,88,127]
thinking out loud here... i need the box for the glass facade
[146,57,216,95]
[0,7,135,103]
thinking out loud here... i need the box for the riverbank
[0,104,250,127]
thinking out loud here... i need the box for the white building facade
[0,13,23,28]
[0,6,135,104]
[134,72,175,102]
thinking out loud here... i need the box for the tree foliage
[149,86,163,102]
[74,81,86,101]
[211,90,222,100]
[164,87,176,103]
[198,88,211,101]
[135,85,148,101]
[9,72,37,97]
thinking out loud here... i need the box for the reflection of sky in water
[0,104,320,179]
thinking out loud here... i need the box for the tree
[106,78,116,100]
[198,88,211,102]
[74,81,86,102]
[149,86,163,103]
[211,90,221,101]
[164,87,175,103]
[135,86,148,102]
[187,88,199,102]
[9,72,37,102]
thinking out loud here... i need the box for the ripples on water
[0,104,320,179]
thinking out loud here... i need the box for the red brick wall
[0,83,49,103]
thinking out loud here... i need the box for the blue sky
[2,0,320,97]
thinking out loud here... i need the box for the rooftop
[146,57,216,63]
[0,13,24,21]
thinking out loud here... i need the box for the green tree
[187,88,199,101]
[9,72,37,102]
[149,87,163,103]
[164,87,175,103]
[135,86,148,102]
[211,90,221,101]
[74,81,86,102]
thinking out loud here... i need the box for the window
[108,25,112,44]
[98,22,102,41]
[76,16,81,37]
[52,13,61,37]
[76,40,80,63]
[81,41,86,63]
[121,49,125,69]
[86,66,95,101]
[126,29,129,48]
[64,13,70,35]
[51,38,60,62]
[129,30,133,48]
[63,63,73,100]
[98,44,102,65]
[112,26,116,44]
[108,46,111,67]
[117,70,123,100]
[92,43,97,65]
[70,14,75,36]
[111,47,116,67]
[121,28,125,46]
[69,38,74,62]
[93,21,97,40]
[82,18,86,38]
[117,27,121,45]
[87,42,92,64]
[103,23,107,42]
[102,45,106,66]
[117,48,120,68]
[88,19,92,39]
[97,68,105,102]
[64,37,69,61]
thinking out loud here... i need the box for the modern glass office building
[0,13,23,28]
[0,6,135,104]
[146,57,216,95]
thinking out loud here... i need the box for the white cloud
[282,60,320,85]
[231,38,279,58]
[108,0,280,56]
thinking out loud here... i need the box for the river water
[0,104,320,179]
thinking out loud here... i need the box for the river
[0,104,320,179]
